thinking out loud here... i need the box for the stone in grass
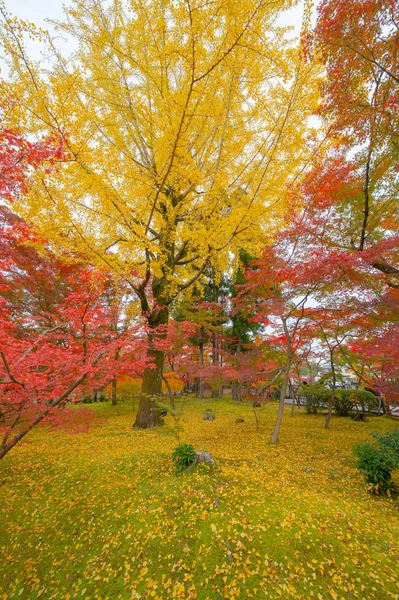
[196,450,215,467]
[183,450,215,473]
[236,418,244,423]
[204,408,215,420]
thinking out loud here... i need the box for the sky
[1,0,309,78]
[7,0,65,26]
[6,0,308,53]
[8,0,307,27]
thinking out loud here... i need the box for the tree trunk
[290,385,296,417]
[233,344,242,402]
[325,351,336,429]
[270,357,291,444]
[111,377,117,405]
[134,306,168,429]
[199,327,204,399]
[162,375,175,410]
[232,382,241,402]
[211,331,221,398]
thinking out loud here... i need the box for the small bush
[357,389,379,412]
[82,395,93,404]
[82,394,108,403]
[373,430,399,466]
[171,443,196,472]
[354,442,396,495]
[301,386,330,414]
[333,390,353,417]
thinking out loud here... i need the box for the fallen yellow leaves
[0,400,398,599]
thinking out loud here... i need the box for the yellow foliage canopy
[0,0,320,302]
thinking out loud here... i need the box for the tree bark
[134,305,169,429]
[211,331,221,398]
[232,382,241,402]
[111,377,117,405]
[270,357,292,444]
[232,343,242,402]
[162,374,175,410]
[325,350,336,429]
[290,384,296,417]
[199,326,204,399]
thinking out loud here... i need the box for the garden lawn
[1,399,399,600]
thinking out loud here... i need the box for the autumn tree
[343,288,399,407]
[242,243,321,444]
[0,0,319,427]
[307,0,399,285]
[228,249,262,401]
[0,235,147,460]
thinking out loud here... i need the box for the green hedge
[300,386,378,416]
[301,386,330,414]
[334,389,377,416]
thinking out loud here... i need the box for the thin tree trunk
[252,402,260,431]
[211,331,220,398]
[199,327,204,399]
[162,375,175,410]
[290,385,296,417]
[0,352,104,460]
[325,350,336,429]
[353,376,362,417]
[236,343,242,402]
[270,357,292,444]
[111,377,117,405]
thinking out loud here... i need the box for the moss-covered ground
[1,399,399,600]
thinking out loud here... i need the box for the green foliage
[171,443,196,472]
[333,391,353,417]
[301,386,330,413]
[334,389,377,417]
[373,430,399,466]
[82,394,108,404]
[301,387,378,416]
[354,442,396,495]
[2,401,399,598]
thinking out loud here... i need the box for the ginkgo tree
[0,0,319,427]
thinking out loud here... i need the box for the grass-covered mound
[1,399,399,600]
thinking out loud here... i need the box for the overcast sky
[8,0,65,25]
[4,0,310,69]
[7,0,307,32]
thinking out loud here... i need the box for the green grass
[1,399,399,600]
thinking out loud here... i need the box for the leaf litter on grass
[1,400,399,600]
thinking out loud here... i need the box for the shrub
[354,442,396,495]
[333,390,353,417]
[358,389,379,411]
[82,395,93,404]
[171,443,196,472]
[82,393,108,403]
[373,430,399,466]
[301,386,330,414]
[333,389,378,417]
